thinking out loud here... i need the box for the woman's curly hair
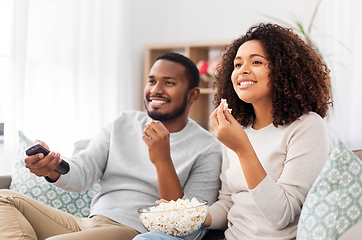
[213,23,332,127]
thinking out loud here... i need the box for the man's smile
[151,99,167,104]
[148,96,170,108]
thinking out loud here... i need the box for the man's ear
[188,87,200,104]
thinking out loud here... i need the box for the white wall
[312,0,362,150]
[124,0,311,110]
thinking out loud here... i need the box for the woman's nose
[239,64,250,75]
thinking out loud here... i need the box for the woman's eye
[234,63,242,68]
[253,61,262,65]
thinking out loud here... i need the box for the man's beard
[145,94,188,122]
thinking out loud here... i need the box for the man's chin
[148,115,168,122]
[145,100,187,122]
[147,110,165,121]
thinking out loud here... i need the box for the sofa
[1,131,362,239]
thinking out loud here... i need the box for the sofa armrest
[352,149,362,161]
[0,173,11,189]
[339,221,362,240]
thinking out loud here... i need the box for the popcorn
[139,198,208,237]
[220,98,232,113]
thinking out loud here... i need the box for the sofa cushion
[9,131,100,218]
[297,141,362,240]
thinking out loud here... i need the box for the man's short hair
[155,52,200,89]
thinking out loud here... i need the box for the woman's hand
[209,102,248,156]
[210,102,267,189]
[203,213,212,227]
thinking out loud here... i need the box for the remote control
[26,144,70,175]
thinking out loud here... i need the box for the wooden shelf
[200,88,216,94]
[144,41,230,130]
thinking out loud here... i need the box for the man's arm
[142,120,184,201]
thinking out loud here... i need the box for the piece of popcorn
[220,98,232,113]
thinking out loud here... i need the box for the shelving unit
[143,41,230,130]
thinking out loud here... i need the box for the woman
[133,22,332,240]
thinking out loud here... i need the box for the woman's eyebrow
[234,53,267,61]
[250,53,267,59]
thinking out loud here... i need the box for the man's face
[144,59,190,122]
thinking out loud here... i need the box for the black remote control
[26,144,70,175]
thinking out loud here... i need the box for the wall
[311,0,362,150]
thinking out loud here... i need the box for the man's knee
[0,189,13,195]
[0,189,22,197]
[0,189,16,202]
[0,189,26,203]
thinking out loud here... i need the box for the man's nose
[150,82,164,94]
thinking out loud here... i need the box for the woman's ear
[188,87,200,104]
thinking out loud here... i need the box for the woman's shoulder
[296,111,325,124]
[288,111,327,134]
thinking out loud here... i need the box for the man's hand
[142,121,171,166]
[142,121,183,201]
[24,141,61,181]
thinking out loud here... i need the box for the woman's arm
[210,104,267,189]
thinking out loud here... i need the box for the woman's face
[231,40,272,107]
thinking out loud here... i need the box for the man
[0,53,222,240]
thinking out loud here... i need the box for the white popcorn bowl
[138,200,209,238]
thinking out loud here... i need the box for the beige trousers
[0,189,140,240]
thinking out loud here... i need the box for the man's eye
[166,81,175,85]
[148,79,156,84]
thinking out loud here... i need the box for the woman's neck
[252,104,273,130]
